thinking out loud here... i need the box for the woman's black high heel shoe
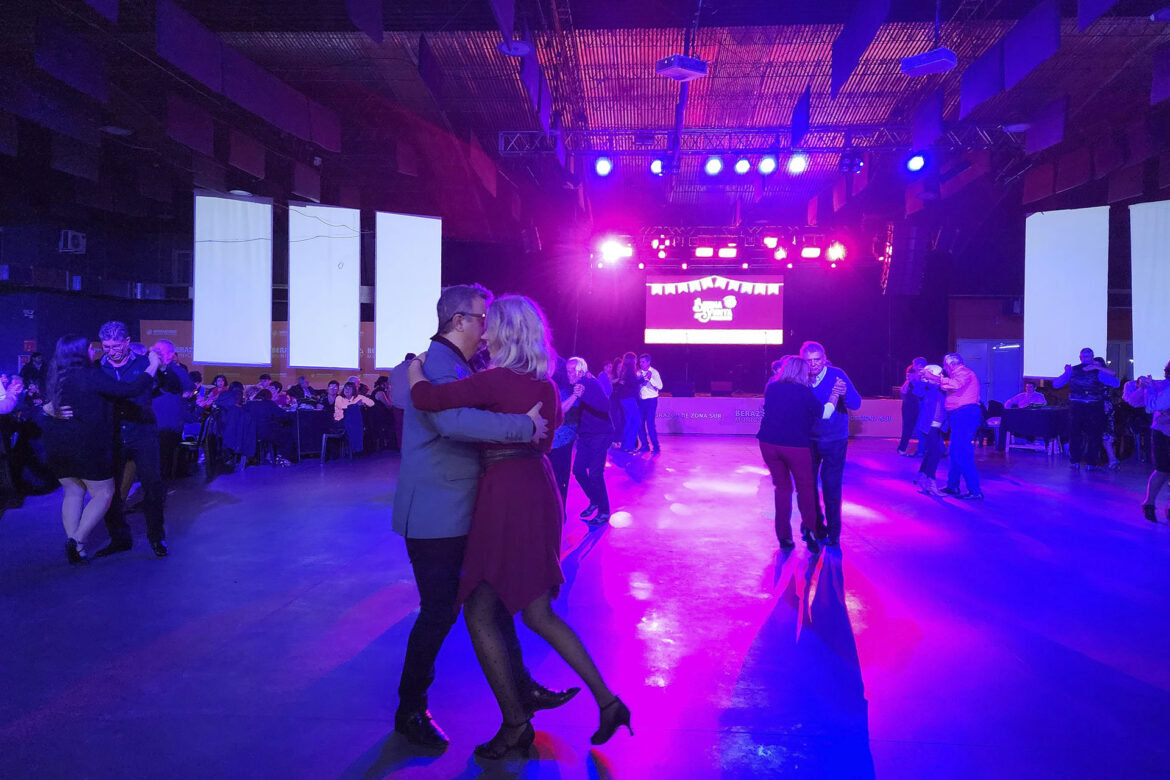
[590,697,633,745]
[474,720,535,760]
[65,538,88,565]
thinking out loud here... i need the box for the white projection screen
[288,204,360,369]
[1023,207,1109,377]
[375,212,442,369]
[193,194,272,365]
[1130,201,1170,379]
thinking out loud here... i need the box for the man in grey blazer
[392,283,577,749]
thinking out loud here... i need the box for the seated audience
[1004,380,1047,409]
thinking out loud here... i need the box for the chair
[174,414,213,477]
[977,401,1004,448]
[320,430,351,462]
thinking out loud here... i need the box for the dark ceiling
[2,0,1169,248]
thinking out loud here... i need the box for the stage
[1,437,1168,778]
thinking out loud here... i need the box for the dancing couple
[393,285,630,759]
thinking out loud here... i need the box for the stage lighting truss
[499,125,1020,158]
[597,226,856,270]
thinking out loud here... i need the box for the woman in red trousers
[408,295,631,759]
[757,355,838,554]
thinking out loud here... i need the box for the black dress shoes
[151,540,169,557]
[939,487,962,497]
[586,513,611,526]
[93,541,132,558]
[395,709,449,749]
[579,504,599,519]
[522,683,580,714]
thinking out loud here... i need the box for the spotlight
[741,262,749,269]
[827,242,846,261]
[786,262,794,269]
[734,158,751,175]
[717,247,737,259]
[658,250,666,259]
[787,153,809,175]
[651,239,660,249]
[638,262,645,269]
[758,156,778,175]
[650,159,664,175]
[830,262,837,268]
[681,262,688,270]
[595,157,614,176]
[598,237,633,263]
[763,236,779,249]
[597,262,605,269]
[695,247,714,258]
[906,152,926,172]
[773,247,787,261]
[704,156,723,176]
[838,151,864,174]
[800,246,822,259]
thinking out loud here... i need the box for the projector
[656,54,708,82]
[900,46,957,77]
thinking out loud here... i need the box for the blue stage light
[906,153,926,172]
[734,158,751,175]
[704,156,724,176]
[595,157,614,176]
[787,153,809,175]
[758,156,778,175]
[650,159,664,175]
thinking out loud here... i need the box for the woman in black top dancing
[42,335,160,563]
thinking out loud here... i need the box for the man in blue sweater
[800,341,862,546]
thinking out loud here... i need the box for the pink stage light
[773,247,787,261]
[827,242,847,261]
[717,247,737,258]
[695,247,714,258]
[681,262,688,270]
[763,236,779,249]
[800,246,822,259]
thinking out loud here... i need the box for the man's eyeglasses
[455,311,486,321]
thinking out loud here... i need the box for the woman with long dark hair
[408,296,630,759]
[613,351,642,452]
[42,334,160,563]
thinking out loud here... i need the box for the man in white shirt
[1004,381,1046,409]
[636,353,663,454]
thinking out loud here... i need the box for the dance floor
[1,436,1168,778]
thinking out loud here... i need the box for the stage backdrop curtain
[1023,207,1108,377]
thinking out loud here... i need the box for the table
[999,406,1070,453]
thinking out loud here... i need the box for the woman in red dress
[409,295,631,759]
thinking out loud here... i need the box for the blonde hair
[567,356,588,374]
[487,295,555,380]
[773,355,810,386]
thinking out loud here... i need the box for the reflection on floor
[2,436,1169,778]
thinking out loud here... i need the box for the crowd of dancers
[5,281,1169,763]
